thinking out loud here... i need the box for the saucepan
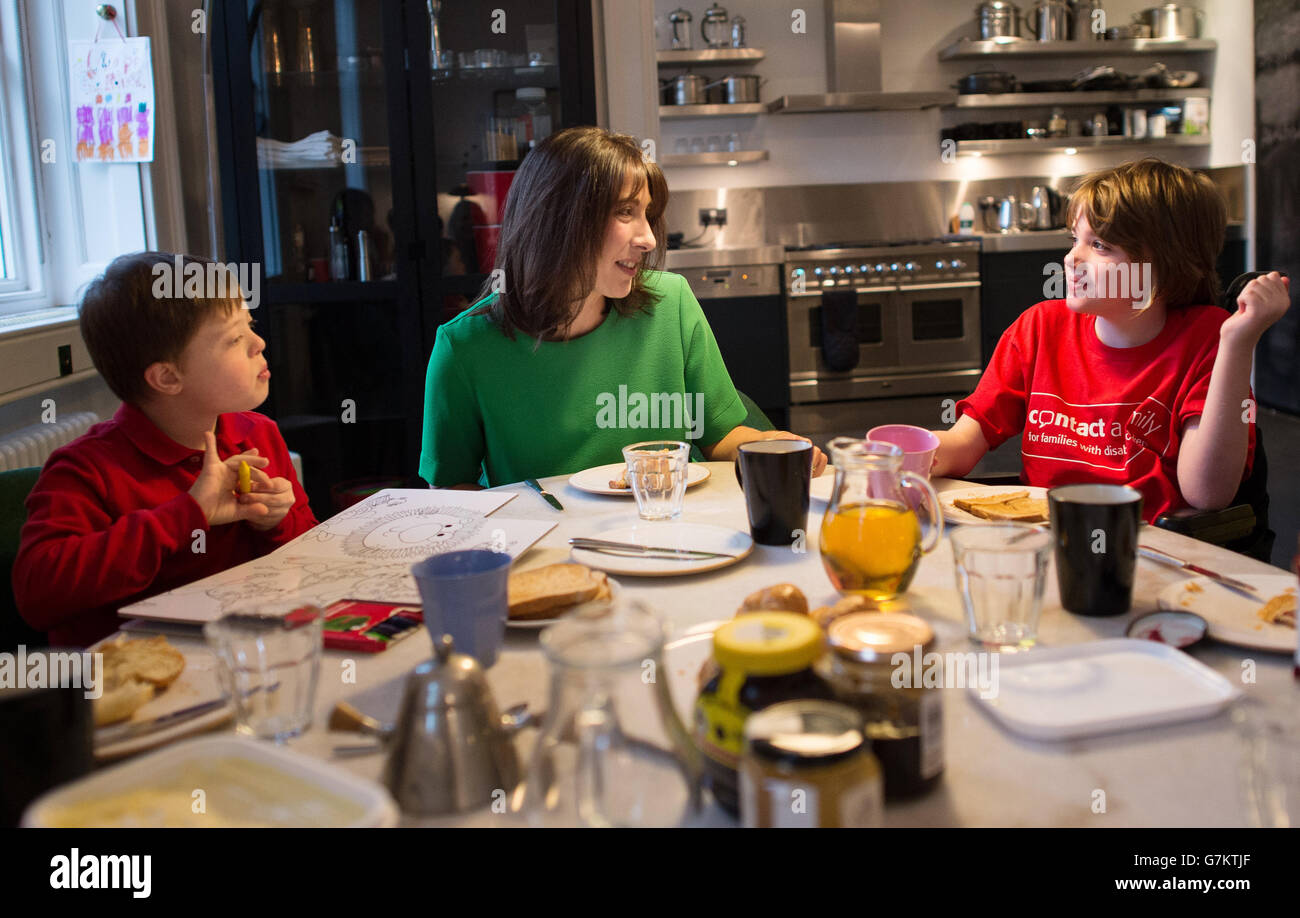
[1134,4,1205,40]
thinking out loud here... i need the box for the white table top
[123,463,1296,827]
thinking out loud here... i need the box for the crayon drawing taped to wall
[67,37,155,163]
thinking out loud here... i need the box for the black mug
[0,671,94,826]
[1049,484,1143,616]
[735,440,813,546]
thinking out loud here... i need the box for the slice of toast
[93,679,156,727]
[953,491,1048,522]
[1257,591,1296,628]
[507,563,608,620]
[99,635,186,688]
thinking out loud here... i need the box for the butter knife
[525,478,563,511]
[96,697,230,744]
[569,537,736,560]
[1137,545,1261,601]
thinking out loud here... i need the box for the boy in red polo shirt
[14,252,318,646]
[931,159,1290,522]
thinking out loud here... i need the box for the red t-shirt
[956,299,1255,523]
[14,404,318,647]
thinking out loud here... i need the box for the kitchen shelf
[656,48,765,65]
[939,37,1217,60]
[659,103,766,119]
[767,91,957,113]
[953,134,1211,156]
[660,150,769,166]
[950,87,1211,108]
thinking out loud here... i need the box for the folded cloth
[820,289,860,372]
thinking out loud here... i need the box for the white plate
[506,576,623,629]
[91,636,233,761]
[570,523,754,577]
[969,638,1239,740]
[939,485,1050,525]
[25,735,397,827]
[568,462,711,497]
[1157,573,1296,653]
[662,620,726,723]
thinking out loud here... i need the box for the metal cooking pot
[954,68,1018,94]
[662,73,708,105]
[1135,4,1204,39]
[706,74,762,104]
[976,1,1021,40]
[1026,0,1070,41]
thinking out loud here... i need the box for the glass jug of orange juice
[820,437,943,599]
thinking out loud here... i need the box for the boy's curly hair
[1066,158,1227,309]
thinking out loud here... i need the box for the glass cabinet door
[248,0,398,286]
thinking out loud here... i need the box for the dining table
[115,462,1297,828]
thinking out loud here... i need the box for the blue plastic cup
[410,550,513,667]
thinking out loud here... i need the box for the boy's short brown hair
[1066,158,1227,309]
[79,252,242,404]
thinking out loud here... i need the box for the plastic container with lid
[694,612,833,816]
[739,699,882,827]
[513,87,552,151]
[824,612,944,799]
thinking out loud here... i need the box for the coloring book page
[120,490,556,624]
[68,38,156,163]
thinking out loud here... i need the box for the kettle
[1029,185,1063,230]
[701,3,729,49]
[996,194,1036,233]
[381,634,534,817]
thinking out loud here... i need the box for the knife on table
[569,537,736,560]
[1137,545,1261,602]
[525,478,563,511]
[95,697,230,744]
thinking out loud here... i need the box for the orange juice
[820,500,922,599]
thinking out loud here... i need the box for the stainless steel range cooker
[783,241,983,440]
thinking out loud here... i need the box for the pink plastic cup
[867,425,940,479]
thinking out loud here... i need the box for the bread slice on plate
[508,563,608,620]
[99,635,186,687]
[953,490,1049,523]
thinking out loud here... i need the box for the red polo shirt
[14,403,318,647]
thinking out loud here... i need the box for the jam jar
[739,700,883,827]
[695,612,833,816]
[824,612,944,799]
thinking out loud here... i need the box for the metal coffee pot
[1028,185,1062,229]
[996,194,1035,232]
[668,7,692,50]
[701,3,730,49]
[381,634,534,817]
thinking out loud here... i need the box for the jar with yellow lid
[739,699,883,827]
[694,612,833,816]
[823,612,944,799]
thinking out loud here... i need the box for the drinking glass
[622,441,689,521]
[204,603,323,741]
[951,524,1052,651]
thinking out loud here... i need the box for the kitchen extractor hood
[767,0,956,113]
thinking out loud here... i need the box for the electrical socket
[699,208,727,228]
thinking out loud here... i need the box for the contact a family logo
[0,645,102,699]
[50,850,151,899]
[151,254,261,310]
[595,385,705,440]
[1042,261,1153,308]
[891,645,999,699]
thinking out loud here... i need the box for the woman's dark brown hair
[473,126,668,338]
[1066,158,1227,309]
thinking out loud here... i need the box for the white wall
[629,0,1254,190]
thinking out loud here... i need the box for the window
[0,0,48,314]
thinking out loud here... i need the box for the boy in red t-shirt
[932,159,1290,522]
[15,252,318,646]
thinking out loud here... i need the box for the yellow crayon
[238,460,252,494]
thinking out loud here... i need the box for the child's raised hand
[188,431,272,526]
[1222,272,1291,347]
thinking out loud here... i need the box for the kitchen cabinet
[211,0,596,516]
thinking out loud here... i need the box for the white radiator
[0,412,100,472]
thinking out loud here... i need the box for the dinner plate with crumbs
[1157,574,1296,653]
[568,462,710,497]
[939,486,1050,525]
[90,634,232,761]
[570,523,753,577]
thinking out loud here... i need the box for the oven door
[787,286,902,402]
[895,281,982,370]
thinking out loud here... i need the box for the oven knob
[935,260,945,271]
[874,263,886,274]
[904,261,918,273]
[859,264,870,274]
[950,259,967,270]
[889,262,901,273]
[813,267,823,276]
[843,265,854,274]
[828,266,839,275]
